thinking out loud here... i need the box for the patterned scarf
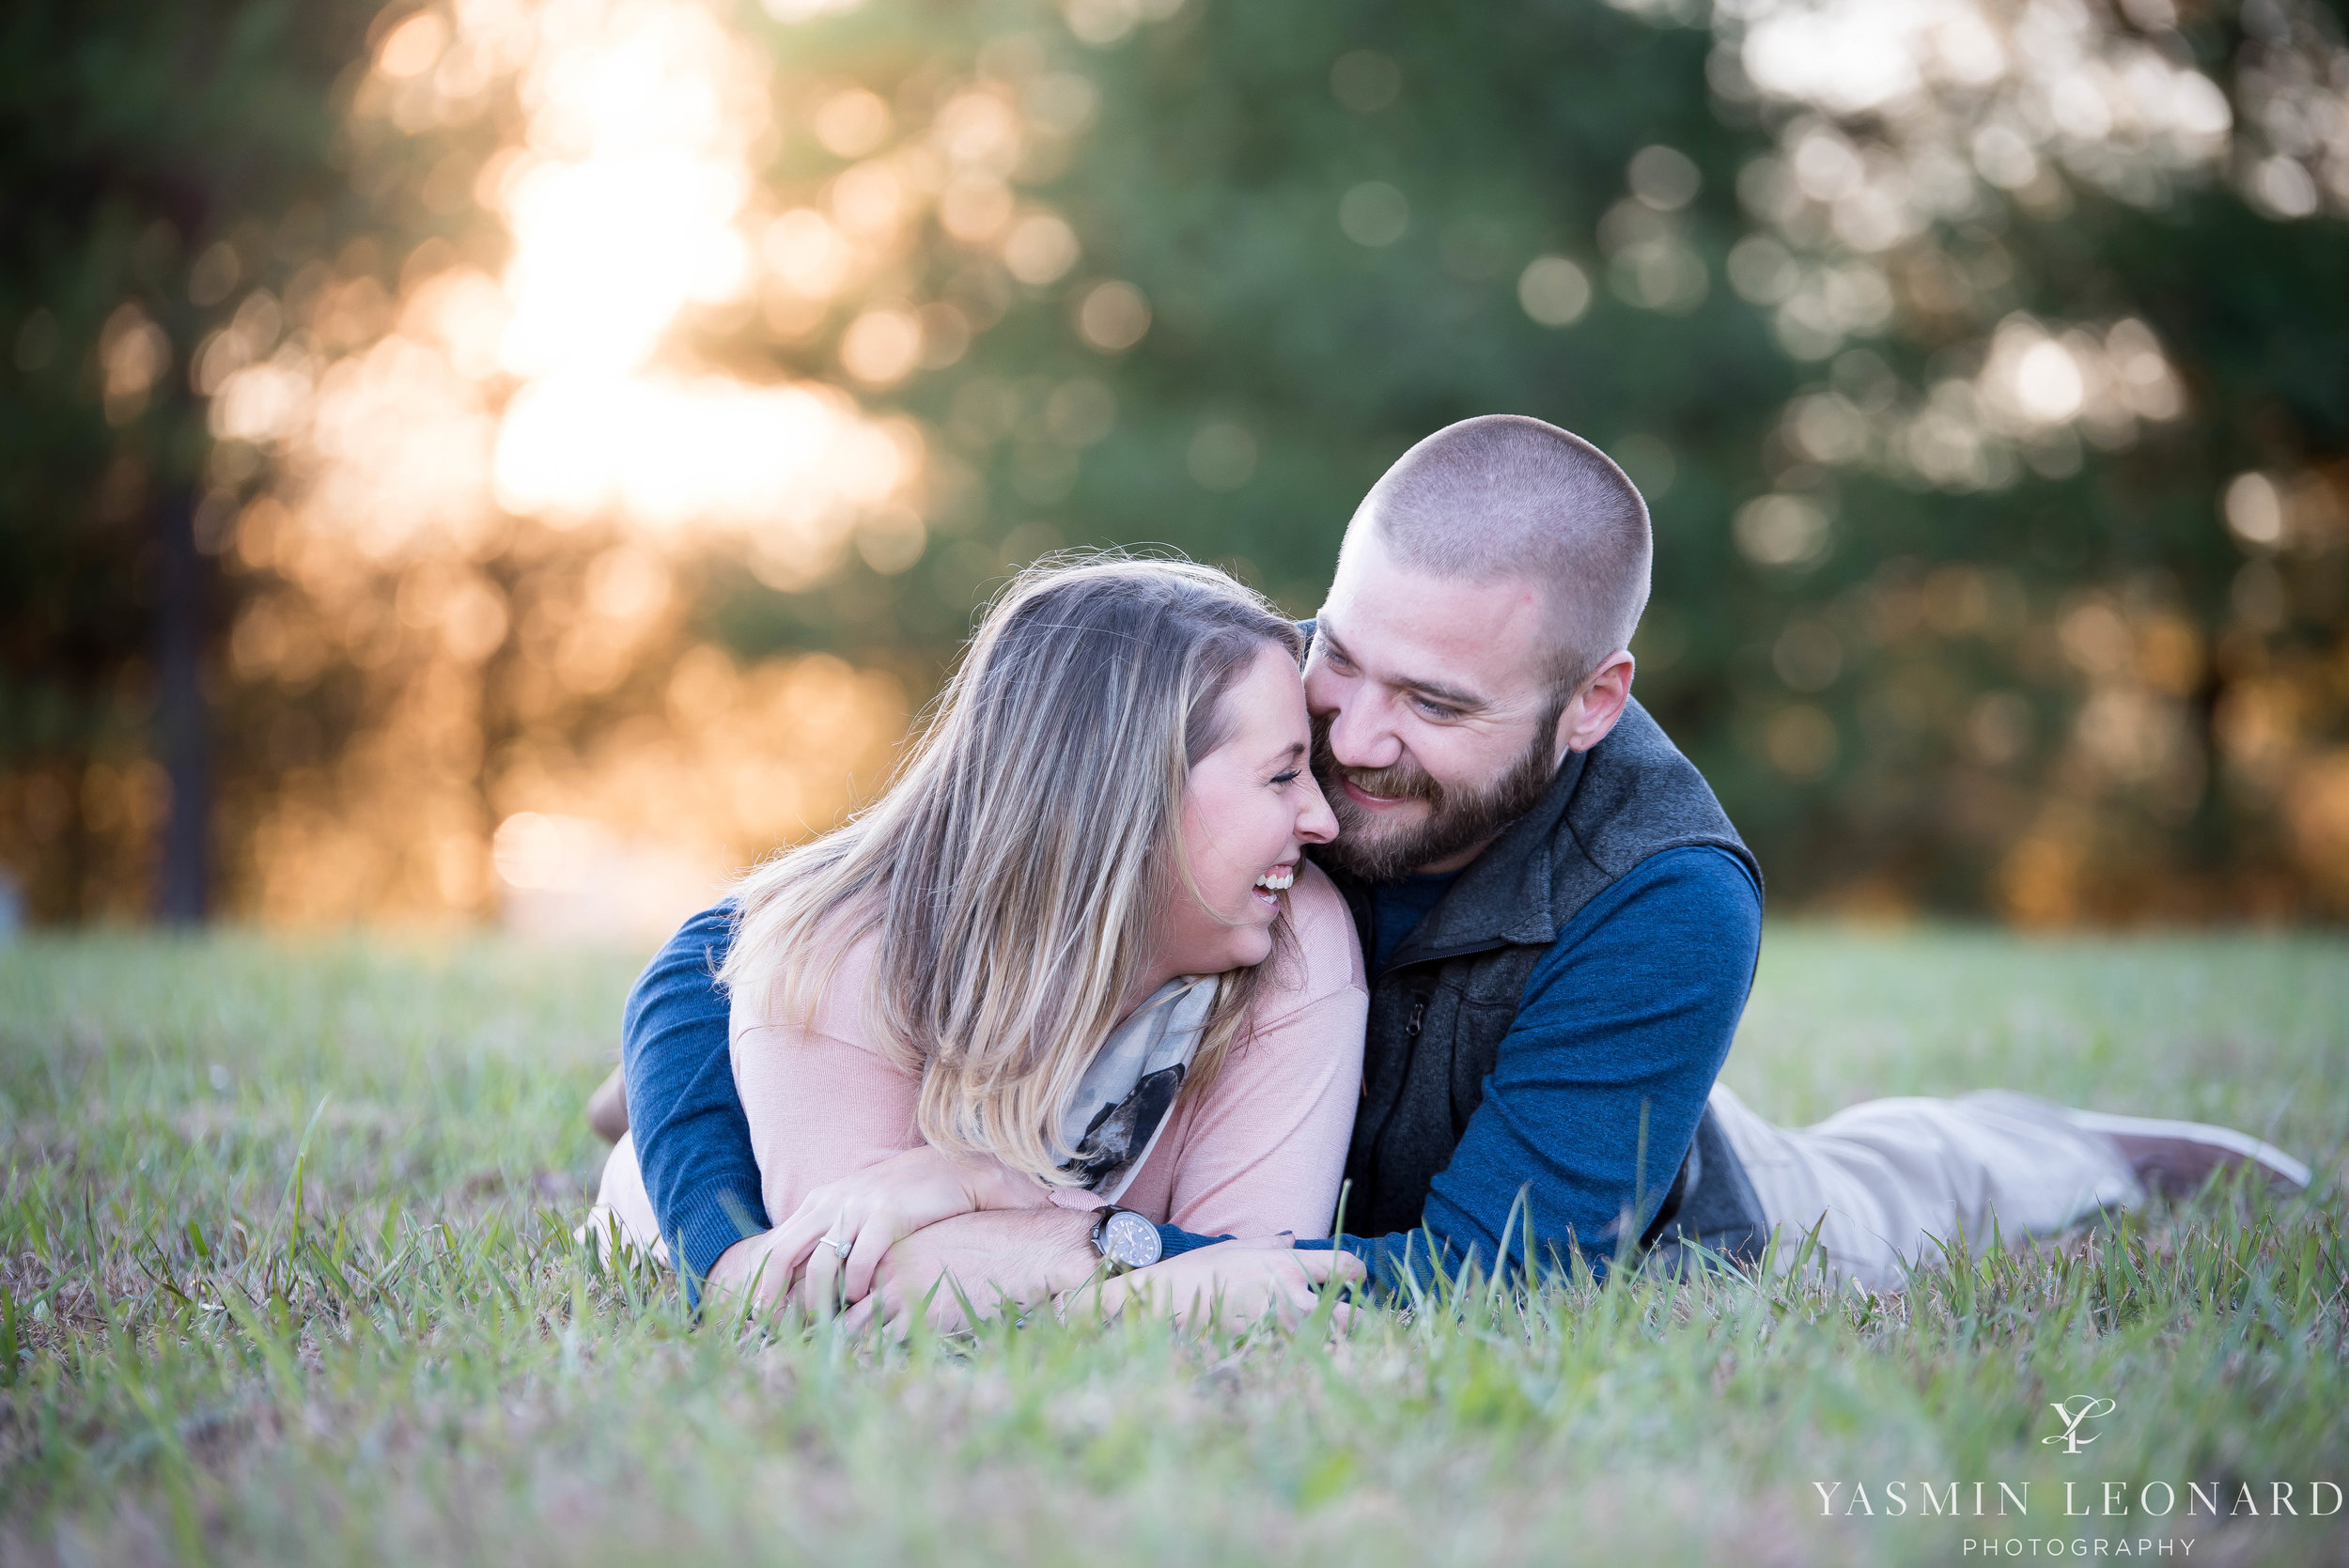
[1054,974,1220,1203]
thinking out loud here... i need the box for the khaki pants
[585,1131,671,1266]
[1707,1083,2142,1294]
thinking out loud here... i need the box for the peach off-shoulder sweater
[729,862,1368,1238]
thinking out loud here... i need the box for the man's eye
[1414,699,1460,721]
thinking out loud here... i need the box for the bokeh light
[14,0,2346,928]
[193,0,1123,926]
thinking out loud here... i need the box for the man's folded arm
[620,902,770,1293]
[1152,846,1764,1296]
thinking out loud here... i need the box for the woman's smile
[1251,861,1298,911]
[1153,644,1340,980]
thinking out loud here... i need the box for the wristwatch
[1089,1206,1163,1275]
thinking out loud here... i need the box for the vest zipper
[1370,999,1427,1102]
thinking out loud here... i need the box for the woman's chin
[1203,924,1276,975]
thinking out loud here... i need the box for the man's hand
[1088,1235,1364,1331]
[840,1207,1101,1334]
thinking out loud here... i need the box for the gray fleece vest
[1317,696,1768,1261]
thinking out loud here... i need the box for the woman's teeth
[1253,867,1295,892]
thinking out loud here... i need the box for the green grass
[2,927,2346,1565]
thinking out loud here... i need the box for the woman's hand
[775,1144,1050,1313]
[1081,1234,1365,1331]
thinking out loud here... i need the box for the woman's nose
[1296,771,1340,845]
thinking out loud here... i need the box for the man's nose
[1323,692,1403,771]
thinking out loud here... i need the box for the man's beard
[1310,702,1566,882]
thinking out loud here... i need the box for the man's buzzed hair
[1347,414,1653,688]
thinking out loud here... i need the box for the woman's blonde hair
[719,553,1305,1183]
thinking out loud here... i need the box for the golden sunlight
[205,0,1034,928]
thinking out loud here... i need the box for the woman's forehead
[1217,644,1311,746]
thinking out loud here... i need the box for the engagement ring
[820,1234,852,1258]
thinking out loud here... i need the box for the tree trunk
[155,487,209,924]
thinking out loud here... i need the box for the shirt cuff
[670,1185,768,1300]
[1154,1222,1234,1259]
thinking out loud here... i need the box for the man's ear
[1556,650,1636,756]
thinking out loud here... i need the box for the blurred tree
[0,0,380,920]
[898,0,2349,920]
[5,0,2346,925]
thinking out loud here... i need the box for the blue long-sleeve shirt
[1223,845,1758,1292]
[617,903,764,1291]
[620,844,1760,1299]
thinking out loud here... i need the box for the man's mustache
[1310,717,1442,807]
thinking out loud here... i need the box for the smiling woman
[589,554,1365,1317]
[1162,644,1337,971]
[716,555,1330,1172]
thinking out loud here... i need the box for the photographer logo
[2044,1396,2118,1456]
[1808,1389,2341,1553]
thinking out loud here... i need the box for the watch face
[1101,1209,1163,1270]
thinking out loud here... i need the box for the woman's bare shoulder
[1263,861,1366,1010]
